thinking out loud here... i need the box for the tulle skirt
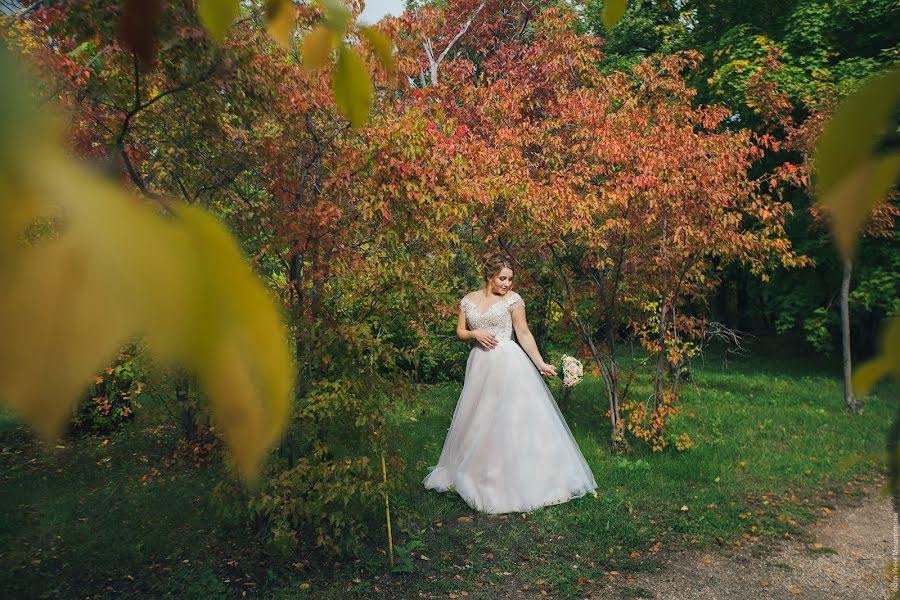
[423,339,598,514]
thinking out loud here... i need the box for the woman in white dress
[423,252,598,514]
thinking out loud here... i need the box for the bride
[423,252,597,514]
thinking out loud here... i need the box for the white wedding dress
[423,291,597,514]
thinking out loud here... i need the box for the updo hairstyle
[481,252,513,282]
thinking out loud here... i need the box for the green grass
[0,341,895,598]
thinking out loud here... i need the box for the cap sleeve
[507,291,524,310]
[459,296,472,313]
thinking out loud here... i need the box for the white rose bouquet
[560,355,584,388]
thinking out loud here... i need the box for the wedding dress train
[423,291,597,514]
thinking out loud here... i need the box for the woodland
[0,0,898,597]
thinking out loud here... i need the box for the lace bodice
[460,291,525,341]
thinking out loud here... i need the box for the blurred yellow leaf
[320,0,351,34]
[302,25,334,73]
[265,0,295,51]
[0,54,292,480]
[853,317,900,396]
[821,153,900,258]
[813,66,900,257]
[198,0,240,43]
[359,25,395,78]
[602,0,627,30]
[175,205,292,478]
[0,227,137,437]
[333,45,372,128]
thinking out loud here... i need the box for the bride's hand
[473,330,498,350]
[538,362,557,377]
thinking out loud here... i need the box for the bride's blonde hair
[481,251,513,282]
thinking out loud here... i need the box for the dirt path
[596,475,897,600]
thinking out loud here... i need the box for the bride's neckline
[467,290,510,314]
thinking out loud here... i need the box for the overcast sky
[359,0,406,24]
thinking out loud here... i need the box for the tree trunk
[421,0,485,88]
[602,327,627,453]
[652,301,668,413]
[175,370,197,442]
[840,256,863,413]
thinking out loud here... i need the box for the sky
[358,0,406,24]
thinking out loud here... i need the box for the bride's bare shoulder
[459,290,478,309]
[507,290,525,307]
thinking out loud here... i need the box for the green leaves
[333,45,373,129]
[602,0,628,30]
[197,0,240,43]
[813,67,900,258]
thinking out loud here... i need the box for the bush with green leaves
[212,322,409,557]
[69,342,146,435]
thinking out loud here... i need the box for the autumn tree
[394,5,808,452]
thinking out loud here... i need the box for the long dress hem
[424,465,596,514]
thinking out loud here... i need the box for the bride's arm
[511,305,557,377]
[456,308,474,341]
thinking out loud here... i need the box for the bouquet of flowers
[560,355,584,388]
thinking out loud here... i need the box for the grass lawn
[0,340,895,599]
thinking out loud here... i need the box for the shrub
[212,322,409,558]
[70,341,145,434]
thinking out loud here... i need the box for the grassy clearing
[0,341,894,598]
